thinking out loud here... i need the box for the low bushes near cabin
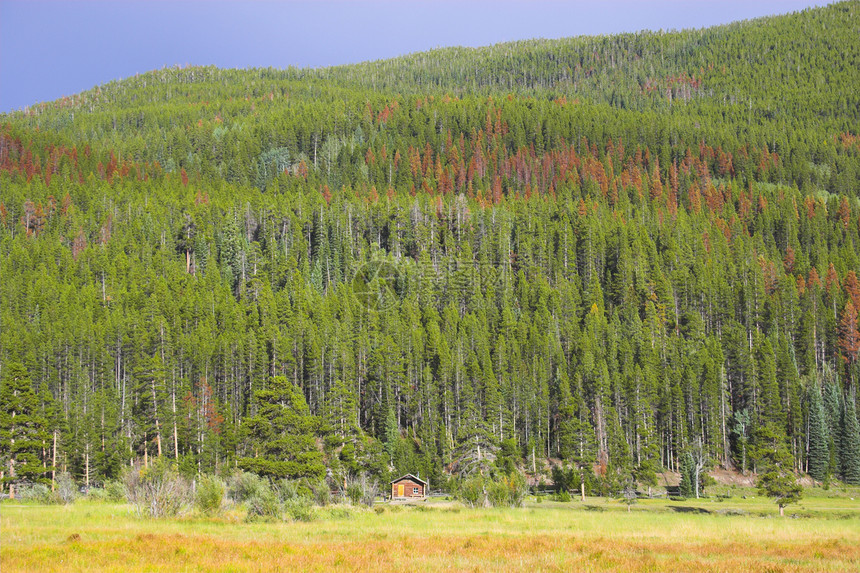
[340,473,379,507]
[458,476,486,508]
[458,472,528,508]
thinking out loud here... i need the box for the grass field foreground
[2,495,859,572]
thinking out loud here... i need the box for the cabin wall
[391,479,425,498]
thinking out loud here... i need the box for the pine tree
[238,376,325,479]
[678,452,695,498]
[752,424,802,516]
[0,363,52,498]
[823,375,843,477]
[839,393,860,485]
[806,378,829,482]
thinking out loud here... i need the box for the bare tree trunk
[172,377,179,460]
[721,367,730,465]
[51,430,57,492]
[9,410,16,499]
[151,379,162,457]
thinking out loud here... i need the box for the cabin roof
[390,473,428,486]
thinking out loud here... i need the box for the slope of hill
[1,1,859,491]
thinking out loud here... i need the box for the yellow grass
[2,496,859,572]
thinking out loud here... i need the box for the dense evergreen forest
[2,1,860,494]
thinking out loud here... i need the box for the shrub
[283,497,315,522]
[486,472,527,507]
[195,475,225,515]
[487,480,509,507]
[124,459,192,518]
[341,474,378,507]
[55,472,78,505]
[360,477,379,507]
[104,480,126,502]
[554,490,572,503]
[20,483,54,504]
[227,471,265,503]
[344,477,363,505]
[275,478,301,502]
[459,477,485,508]
[307,477,331,507]
[87,487,110,501]
[245,482,282,522]
[502,472,528,507]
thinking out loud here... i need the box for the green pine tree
[0,363,53,498]
[238,376,325,480]
[752,424,803,516]
[839,393,860,485]
[806,378,829,482]
[678,452,695,498]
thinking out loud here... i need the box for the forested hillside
[2,1,860,493]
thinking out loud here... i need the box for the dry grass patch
[2,499,859,572]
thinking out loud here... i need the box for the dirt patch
[708,468,756,487]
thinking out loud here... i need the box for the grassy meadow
[2,492,859,572]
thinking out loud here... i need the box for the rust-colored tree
[826,263,840,294]
[845,271,860,312]
[783,246,795,274]
[839,300,860,365]
[838,197,851,229]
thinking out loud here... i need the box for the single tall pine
[806,379,830,482]
[238,376,325,480]
[839,393,860,485]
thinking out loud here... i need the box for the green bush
[283,497,315,522]
[487,480,509,507]
[275,478,301,502]
[487,472,528,507]
[308,477,331,507]
[20,483,55,504]
[341,474,378,507]
[87,487,111,501]
[245,483,282,522]
[345,479,363,505]
[554,490,572,502]
[228,471,265,503]
[104,480,126,502]
[195,475,225,515]
[458,477,485,508]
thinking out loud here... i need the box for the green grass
[2,493,859,572]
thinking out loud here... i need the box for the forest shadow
[668,506,712,514]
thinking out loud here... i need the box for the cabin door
[398,484,404,497]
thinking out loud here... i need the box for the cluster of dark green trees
[2,2,860,495]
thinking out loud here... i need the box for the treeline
[1,2,860,493]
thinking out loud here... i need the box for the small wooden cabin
[390,474,427,500]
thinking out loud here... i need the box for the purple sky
[0,0,832,113]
